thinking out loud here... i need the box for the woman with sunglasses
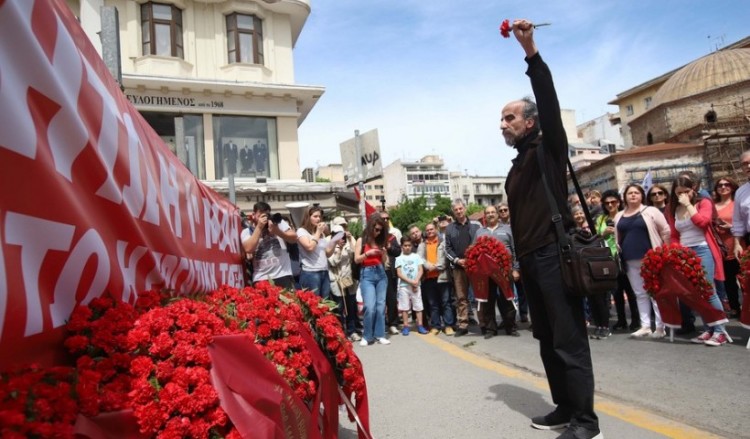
[615,184,671,338]
[646,184,670,213]
[713,177,741,318]
[666,174,729,346]
[354,213,390,346]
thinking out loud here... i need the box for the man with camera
[241,201,298,289]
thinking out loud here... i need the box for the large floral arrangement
[641,243,726,328]
[0,364,94,438]
[465,236,513,301]
[0,285,370,439]
[734,249,750,328]
[641,243,713,299]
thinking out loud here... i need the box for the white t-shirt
[296,228,329,271]
[241,220,293,282]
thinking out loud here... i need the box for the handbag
[708,202,729,259]
[537,146,619,297]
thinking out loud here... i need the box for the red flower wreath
[465,236,513,301]
[641,243,726,328]
[734,249,750,327]
[640,243,713,299]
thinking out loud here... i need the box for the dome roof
[652,48,750,106]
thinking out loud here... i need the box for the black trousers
[520,243,598,430]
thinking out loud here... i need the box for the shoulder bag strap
[536,145,571,254]
[565,158,597,232]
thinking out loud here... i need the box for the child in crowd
[395,236,427,335]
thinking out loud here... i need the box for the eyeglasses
[741,161,750,168]
[499,209,509,212]
[649,191,665,197]
[717,183,732,188]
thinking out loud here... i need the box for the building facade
[449,172,506,207]
[65,0,343,214]
[383,155,450,208]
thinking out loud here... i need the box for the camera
[271,212,283,224]
[606,219,615,227]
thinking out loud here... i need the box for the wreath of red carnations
[640,243,713,300]
[465,236,512,279]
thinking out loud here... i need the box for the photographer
[241,202,298,289]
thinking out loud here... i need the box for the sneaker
[429,328,440,335]
[690,331,712,344]
[454,328,469,337]
[598,327,611,339]
[556,425,603,439]
[349,333,362,342]
[401,327,410,336]
[589,328,600,340]
[704,332,729,347]
[650,328,666,339]
[417,325,428,335]
[530,407,571,430]
[388,326,399,335]
[630,327,652,338]
[359,339,369,347]
[444,327,455,336]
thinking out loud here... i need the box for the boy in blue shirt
[395,236,427,335]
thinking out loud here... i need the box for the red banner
[0,0,243,367]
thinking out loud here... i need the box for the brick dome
[652,48,750,107]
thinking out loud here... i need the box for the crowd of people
[239,164,746,349]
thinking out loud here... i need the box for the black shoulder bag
[537,146,619,297]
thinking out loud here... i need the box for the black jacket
[505,53,574,258]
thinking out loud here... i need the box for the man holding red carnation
[501,19,601,439]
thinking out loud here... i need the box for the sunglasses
[499,209,509,212]
[374,227,382,232]
[649,191,665,197]
[716,183,732,188]
[603,200,619,205]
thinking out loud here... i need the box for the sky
[294,0,749,177]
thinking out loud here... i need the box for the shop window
[213,115,277,180]
[141,2,183,58]
[226,13,264,64]
[141,112,206,180]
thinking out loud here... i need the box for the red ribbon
[656,265,727,327]
[208,334,317,439]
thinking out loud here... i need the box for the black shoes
[454,328,469,337]
[531,408,571,430]
[555,425,602,439]
[676,325,696,335]
[484,330,497,340]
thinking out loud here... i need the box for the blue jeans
[422,278,455,329]
[690,245,725,334]
[360,265,387,341]
[299,269,331,299]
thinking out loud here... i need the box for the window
[141,2,183,57]
[226,13,264,64]
[644,96,652,109]
[213,115,278,180]
[625,105,634,116]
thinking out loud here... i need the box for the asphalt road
[339,317,749,439]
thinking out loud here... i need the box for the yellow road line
[420,335,724,439]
